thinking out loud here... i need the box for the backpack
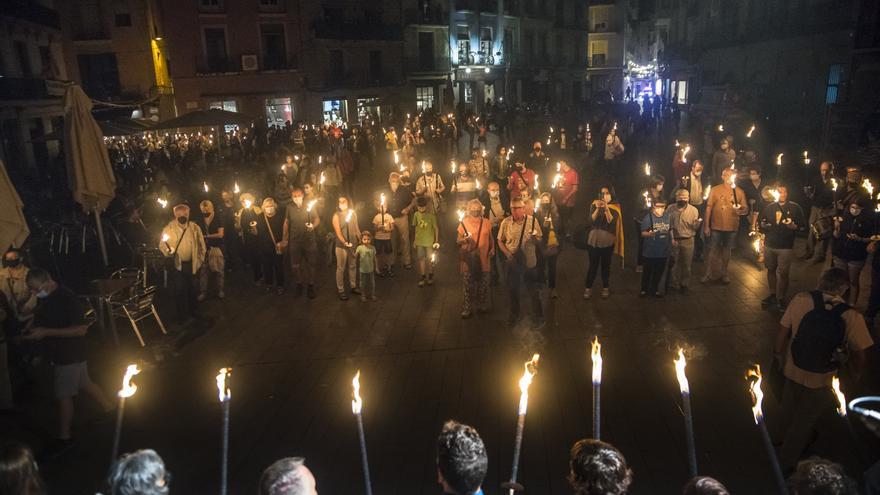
[790,291,849,373]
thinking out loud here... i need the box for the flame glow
[803,150,811,165]
[476,179,481,189]
[645,163,652,176]
[832,376,847,417]
[552,174,562,188]
[203,182,209,193]
[216,368,231,402]
[534,174,539,191]
[682,146,691,164]
[703,184,711,201]
[157,197,168,208]
[233,182,240,194]
[451,161,456,174]
[718,124,724,132]
[161,233,169,243]
[747,125,756,138]
[380,193,386,208]
[345,210,353,223]
[831,178,838,191]
[517,354,541,415]
[319,172,326,185]
[591,337,602,385]
[244,199,253,209]
[118,364,140,398]
[862,179,874,196]
[753,237,762,254]
[770,189,781,203]
[747,364,764,424]
[457,209,465,223]
[643,191,652,208]
[306,199,316,212]
[674,348,689,395]
[351,370,363,414]
[776,153,784,166]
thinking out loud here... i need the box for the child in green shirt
[411,197,439,287]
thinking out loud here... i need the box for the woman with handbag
[457,199,494,318]
[537,193,561,299]
[256,197,287,296]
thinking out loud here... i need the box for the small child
[355,231,378,302]
[412,197,439,287]
[372,202,395,276]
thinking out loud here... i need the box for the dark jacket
[759,201,806,249]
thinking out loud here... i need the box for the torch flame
[457,209,465,222]
[752,237,762,254]
[747,364,764,424]
[674,348,690,395]
[776,153,784,166]
[747,124,756,138]
[203,182,209,193]
[718,124,724,132]
[394,151,399,164]
[157,197,168,208]
[244,199,253,209]
[430,252,436,264]
[831,178,838,191]
[590,337,602,385]
[675,139,681,147]
[803,150,810,165]
[770,188,781,203]
[476,179,481,189]
[380,193,386,208]
[643,191,652,208]
[552,174,562,189]
[644,163,651,176]
[118,364,141,398]
[161,233,169,243]
[832,376,847,417]
[233,182,240,194]
[703,184,711,201]
[517,354,541,415]
[216,367,231,402]
[351,370,363,414]
[451,161,456,174]
[682,146,691,164]
[862,179,874,196]
[534,174,539,191]
[306,199,316,212]
[556,162,561,172]
[345,210,353,223]
[319,172,326,185]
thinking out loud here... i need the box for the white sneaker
[583,288,592,299]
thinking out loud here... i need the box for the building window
[260,24,286,70]
[826,64,843,104]
[329,50,344,79]
[265,97,292,127]
[198,0,224,12]
[416,86,435,111]
[357,97,381,121]
[14,41,32,77]
[369,50,382,82]
[259,0,284,12]
[457,25,471,64]
[590,40,608,67]
[503,28,514,63]
[77,53,121,98]
[203,27,229,72]
[323,99,348,124]
[464,82,473,103]
[210,100,239,132]
[418,31,435,70]
[480,27,493,63]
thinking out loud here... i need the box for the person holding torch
[457,199,494,318]
[498,197,543,327]
[372,194,395,277]
[160,203,206,323]
[332,196,361,300]
[702,168,749,284]
[237,193,263,286]
[758,185,806,311]
[284,188,319,299]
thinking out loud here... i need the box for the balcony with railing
[403,7,449,25]
[405,56,451,74]
[261,54,299,71]
[195,55,241,75]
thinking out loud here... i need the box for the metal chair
[110,285,167,347]
[110,267,143,300]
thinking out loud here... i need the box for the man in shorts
[702,167,749,283]
[412,197,439,287]
[23,268,114,457]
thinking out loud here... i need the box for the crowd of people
[0,421,866,495]
[2,97,879,492]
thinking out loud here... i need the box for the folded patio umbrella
[0,159,29,255]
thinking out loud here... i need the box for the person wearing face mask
[332,196,361,299]
[0,248,37,328]
[498,197,543,327]
[457,199,494,318]
[480,181,510,286]
[415,161,446,214]
[831,199,875,305]
[528,141,548,176]
[371,194,395,277]
[384,172,415,270]
[468,147,489,183]
[702,168,749,284]
[679,161,709,261]
[21,268,114,456]
[491,145,511,183]
[554,160,579,239]
[256,198,287,296]
[284,188,319,299]
[834,166,870,214]
[196,200,225,301]
[584,186,623,299]
[742,166,765,229]
[668,189,702,293]
[758,185,806,310]
[640,199,672,297]
[160,204,206,323]
[803,161,836,262]
[603,128,625,178]
[636,174,666,273]
[506,159,536,193]
[536,193,561,298]
[711,137,736,183]
[451,162,477,211]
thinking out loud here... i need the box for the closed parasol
[64,84,116,265]
[0,159,29,255]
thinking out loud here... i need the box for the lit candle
[203,181,209,193]
[457,209,469,237]
[233,182,240,194]
[746,124,756,138]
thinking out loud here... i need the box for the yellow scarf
[607,203,625,259]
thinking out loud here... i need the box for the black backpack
[790,291,849,373]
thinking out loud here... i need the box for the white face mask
[489,190,500,198]
[694,170,702,176]
[293,197,303,207]
[390,182,399,191]
[264,206,276,215]
[339,203,349,211]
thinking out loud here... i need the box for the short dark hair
[259,457,310,495]
[568,439,632,495]
[417,197,428,207]
[682,476,729,495]
[817,268,850,297]
[649,174,665,188]
[109,449,169,495]
[436,420,488,495]
[25,268,51,287]
[747,165,762,175]
[0,441,45,495]
[788,457,858,495]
